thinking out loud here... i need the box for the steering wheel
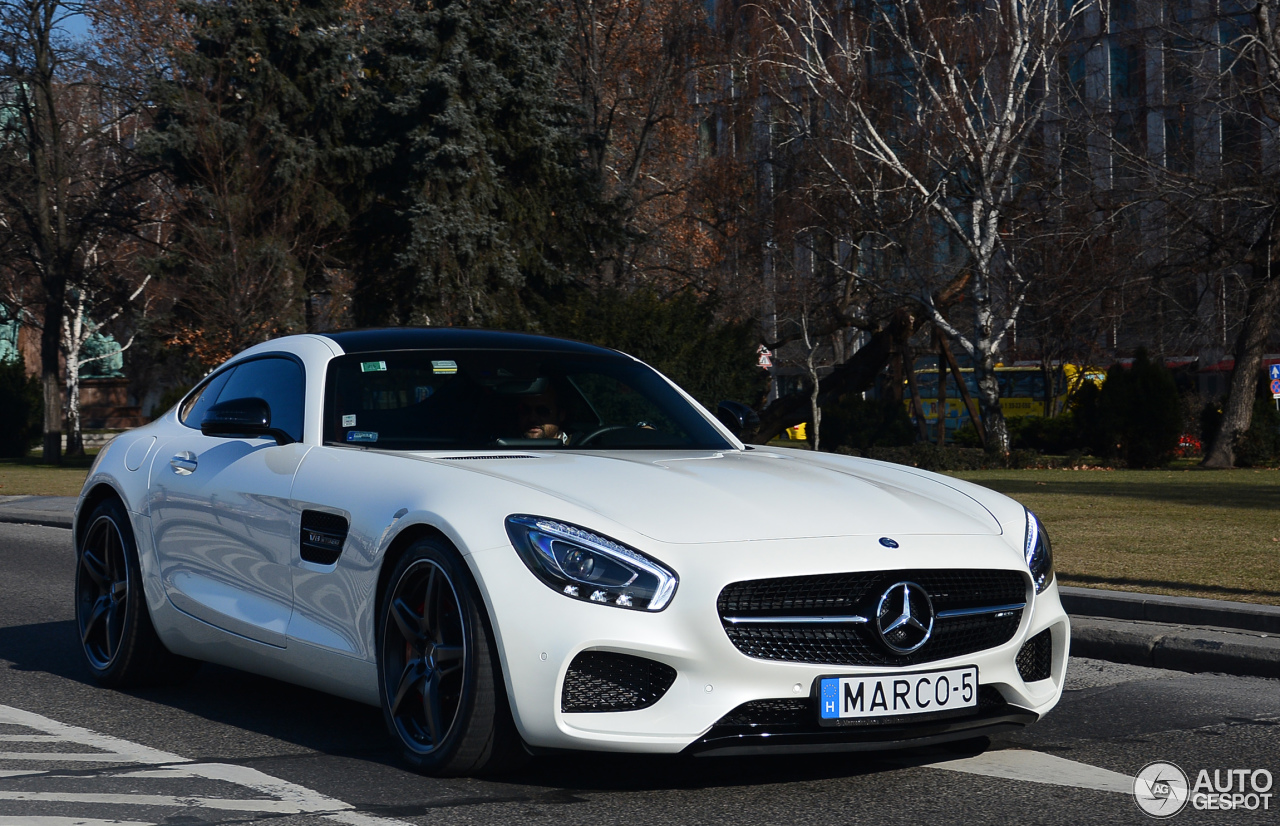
[574,425,629,446]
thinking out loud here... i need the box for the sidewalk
[0,495,77,530]
[2,495,1277,679]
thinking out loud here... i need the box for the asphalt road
[1,522,1277,826]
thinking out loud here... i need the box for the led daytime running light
[1024,508,1054,594]
[507,515,678,611]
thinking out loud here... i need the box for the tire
[74,496,198,687]
[377,538,525,776]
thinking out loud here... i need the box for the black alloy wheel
[77,513,130,671]
[74,496,196,686]
[377,538,523,775]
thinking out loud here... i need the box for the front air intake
[1016,629,1054,682]
[561,651,677,713]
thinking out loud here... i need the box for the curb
[1060,586,1280,635]
[0,496,75,530]
[1069,617,1280,679]
[1061,586,1280,679]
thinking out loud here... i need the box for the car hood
[424,449,1003,544]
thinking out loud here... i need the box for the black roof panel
[319,327,619,357]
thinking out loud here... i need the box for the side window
[215,357,306,442]
[179,368,236,428]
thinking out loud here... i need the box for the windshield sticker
[432,360,458,375]
[414,386,434,403]
[360,360,387,373]
[341,414,357,428]
[346,430,378,443]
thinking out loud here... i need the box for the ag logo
[1133,761,1190,818]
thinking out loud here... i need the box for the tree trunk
[1201,223,1280,468]
[40,292,62,464]
[973,343,1010,455]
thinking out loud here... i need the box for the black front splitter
[682,707,1038,757]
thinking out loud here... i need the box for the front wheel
[74,496,197,686]
[377,539,524,775]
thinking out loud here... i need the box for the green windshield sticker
[361,361,387,373]
[432,360,458,375]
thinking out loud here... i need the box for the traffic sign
[1272,378,1280,397]
[1271,363,1280,381]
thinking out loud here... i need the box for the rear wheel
[74,496,197,686]
[377,538,524,776]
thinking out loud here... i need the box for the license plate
[817,666,978,724]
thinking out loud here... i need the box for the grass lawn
[0,453,96,497]
[950,468,1280,606]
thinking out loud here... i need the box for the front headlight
[505,515,678,611]
[1023,508,1054,594]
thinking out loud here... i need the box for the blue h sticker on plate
[346,430,378,443]
[820,678,839,719]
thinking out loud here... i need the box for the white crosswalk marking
[0,818,154,825]
[0,704,414,825]
[926,748,1135,794]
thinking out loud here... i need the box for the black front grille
[718,570,1027,667]
[561,651,677,713]
[713,686,1008,732]
[1016,629,1054,682]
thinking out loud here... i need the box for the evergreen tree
[347,0,609,328]
[535,287,766,409]
[1085,349,1182,468]
[145,0,357,366]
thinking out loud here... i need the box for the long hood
[425,449,1003,544]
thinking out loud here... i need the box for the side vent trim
[300,510,349,565]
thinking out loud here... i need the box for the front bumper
[468,533,1070,755]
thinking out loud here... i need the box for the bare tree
[1193,1,1280,467]
[757,0,1087,452]
[0,0,159,462]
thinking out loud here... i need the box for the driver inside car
[517,385,570,444]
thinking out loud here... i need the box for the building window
[1164,113,1193,173]
[1111,43,1145,101]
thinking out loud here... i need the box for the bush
[1007,412,1085,454]
[0,359,41,458]
[1076,349,1182,468]
[821,393,915,452]
[1235,396,1280,467]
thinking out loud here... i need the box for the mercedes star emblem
[875,581,935,654]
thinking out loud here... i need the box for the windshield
[323,350,734,451]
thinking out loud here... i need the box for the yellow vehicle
[907,364,1105,439]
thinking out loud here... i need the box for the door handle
[169,451,198,475]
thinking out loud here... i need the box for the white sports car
[74,328,1068,775]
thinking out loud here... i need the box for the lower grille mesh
[561,651,677,713]
[1016,629,1054,682]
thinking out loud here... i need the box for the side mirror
[716,400,760,440]
[201,397,295,445]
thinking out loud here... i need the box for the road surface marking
[0,706,184,765]
[0,814,154,819]
[927,749,1134,794]
[0,705,413,825]
[0,791,309,813]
